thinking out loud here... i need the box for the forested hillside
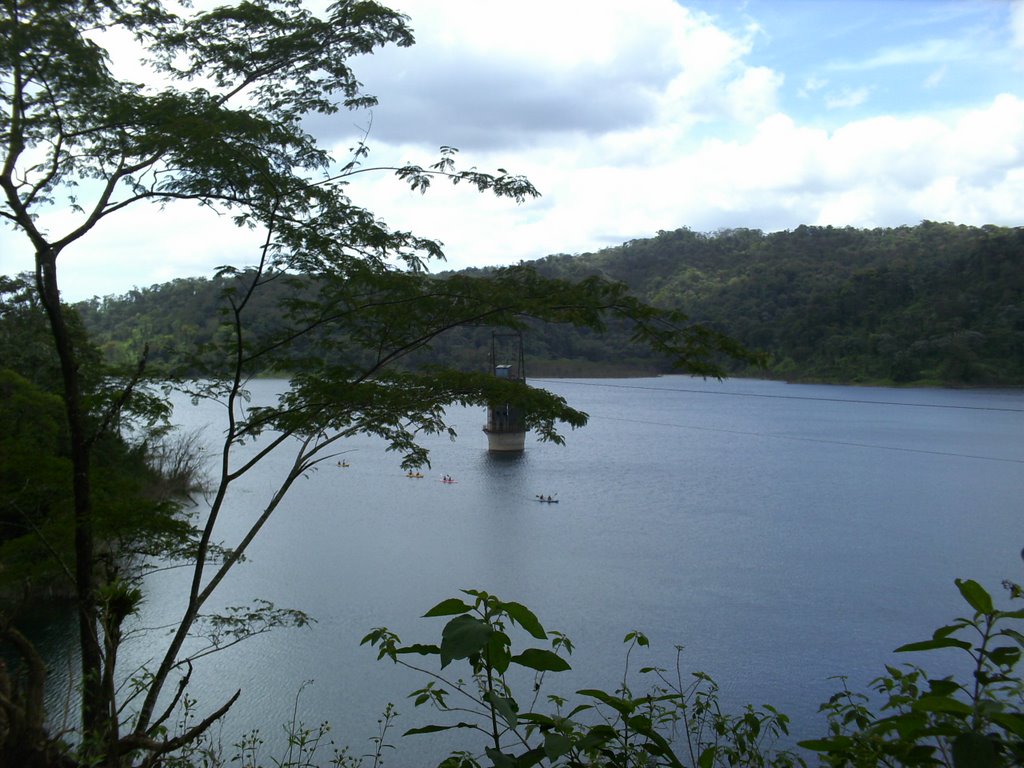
[529,221,1024,384]
[75,221,1024,385]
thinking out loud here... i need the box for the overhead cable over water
[530,378,1024,413]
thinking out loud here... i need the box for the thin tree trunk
[34,251,108,758]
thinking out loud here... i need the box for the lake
[30,376,1024,763]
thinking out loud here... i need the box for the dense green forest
[75,221,1024,385]
[527,221,1024,384]
[0,277,197,577]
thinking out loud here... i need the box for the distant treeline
[75,221,1024,385]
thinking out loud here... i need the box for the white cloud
[923,66,947,89]
[798,76,828,98]
[341,91,1024,276]
[1011,0,1024,49]
[725,66,784,122]
[331,1,779,151]
[677,93,1024,232]
[825,87,871,110]
[0,200,267,300]
[830,37,976,71]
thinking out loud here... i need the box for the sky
[2,0,1023,301]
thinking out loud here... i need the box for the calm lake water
[30,376,1024,762]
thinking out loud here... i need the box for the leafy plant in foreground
[362,590,802,767]
[802,578,1024,767]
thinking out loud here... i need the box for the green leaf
[896,638,972,653]
[508,747,546,768]
[517,712,557,727]
[698,746,717,768]
[987,645,1021,667]
[577,689,635,717]
[440,615,492,668]
[510,648,571,672]
[927,678,962,697]
[575,724,617,752]
[933,622,969,639]
[956,579,994,614]
[439,756,481,768]
[952,731,997,768]
[396,643,440,656]
[640,730,685,768]
[565,703,594,719]
[424,598,472,617]
[998,628,1024,646]
[404,722,478,736]
[885,711,929,739]
[991,712,1024,739]
[484,746,516,768]
[543,732,573,761]
[912,695,973,715]
[626,714,655,735]
[486,630,512,674]
[624,630,649,647]
[907,744,941,762]
[799,737,852,752]
[501,601,547,639]
[484,691,518,728]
